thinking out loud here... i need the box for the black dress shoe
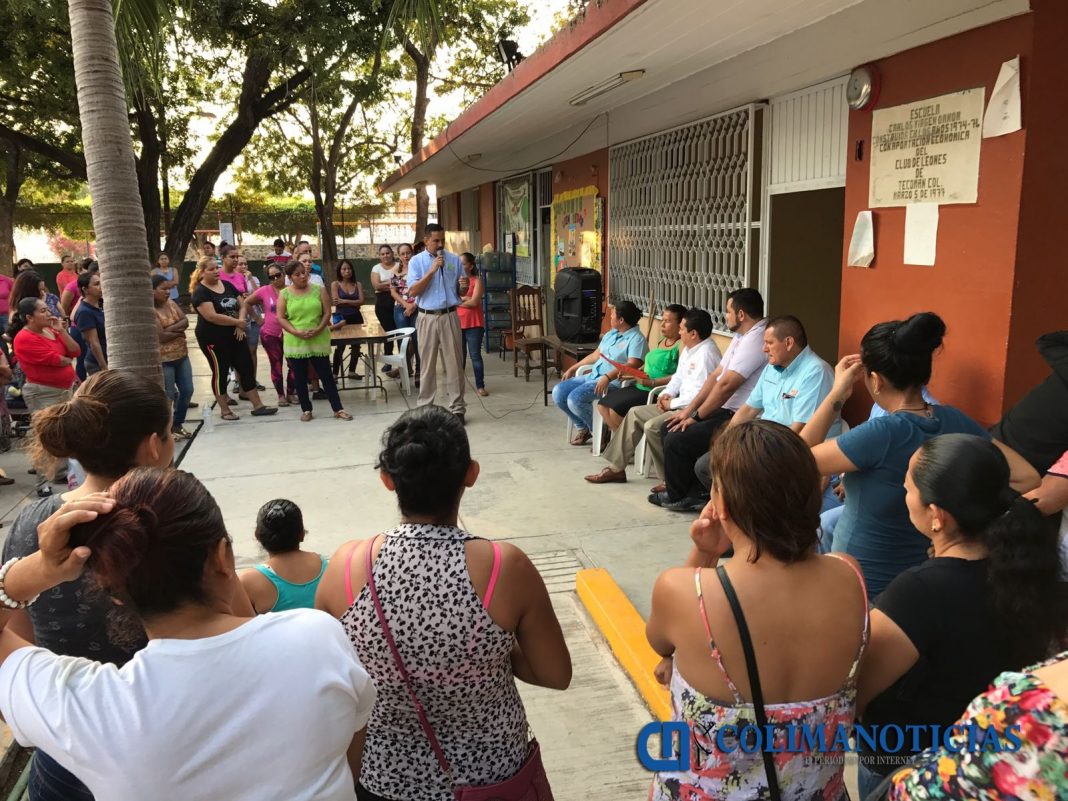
[661,496,706,512]
[647,491,669,507]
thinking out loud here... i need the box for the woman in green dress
[596,303,686,432]
[276,261,353,422]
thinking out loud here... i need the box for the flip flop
[334,410,353,421]
[277,398,291,407]
[220,412,240,421]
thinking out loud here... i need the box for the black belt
[421,306,457,315]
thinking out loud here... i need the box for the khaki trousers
[416,310,466,414]
[602,404,671,476]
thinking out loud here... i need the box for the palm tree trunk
[67,0,161,382]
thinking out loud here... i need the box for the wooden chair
[508,286,547,381]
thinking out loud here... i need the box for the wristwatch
[690,409,702,422]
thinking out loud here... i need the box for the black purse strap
[715,566,782,801]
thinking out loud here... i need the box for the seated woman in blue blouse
[799,311,1038,598]
[552,300,649,446]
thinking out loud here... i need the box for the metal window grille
[609,106,763,330]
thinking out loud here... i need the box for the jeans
[858,762,888,800]
[28,750,94,801]
[289,356,342,413]
[394,305,420,374]
[553,376,619,433]
[162,356,194,427]
[69,325,87,381]
[462,326,485,388]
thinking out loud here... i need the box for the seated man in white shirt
[585,309,720,484]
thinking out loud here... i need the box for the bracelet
[0,557,39,609]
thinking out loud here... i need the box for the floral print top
[650,558,869,801]
[888,652,1068,801]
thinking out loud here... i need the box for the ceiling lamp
[569,70,645,106]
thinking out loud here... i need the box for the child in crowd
[240,499,328,613]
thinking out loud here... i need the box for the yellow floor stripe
[575,568,671,721]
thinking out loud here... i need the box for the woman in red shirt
[12,296,79,496]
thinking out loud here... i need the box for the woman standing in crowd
[55,254,77,294]
[369,244,398,363]
[236,252,264,385]
[646,420,868,800]
[317,405,571,801]
[0,371,171,800]
[887,649,1068,800]
[73,272,107,375]
[152,275,194,440]
[240,499,327,614]
[7,271,45,333]
[800,312,1037,597]
[855,434,1065,797]
[331,259,365,380]
[388,244,417,381]
[0,267,13,331]
[151,253,179,302]
[598,303,686,431]
[59,259,94,318]
[11,296,80,498]
[457,251,487,396]
[247,265,296,406]
[0,467,376,801]
[191,257,276,421]
[277,260,351,422]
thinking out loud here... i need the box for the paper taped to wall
[848,211,875,267]
[904,204,939,266]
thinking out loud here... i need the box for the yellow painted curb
[576,567,671,721]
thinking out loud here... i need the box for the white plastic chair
[564,364,595,443]
[379,327,416,396]
[635,386,667,476]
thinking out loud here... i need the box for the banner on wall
[550,185,602,286]
[501,178,531,259]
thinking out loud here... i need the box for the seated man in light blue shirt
[694,315,839,500]
[553,300,649,446]
[407,223,467,420]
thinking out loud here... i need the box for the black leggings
[289,356,342,413]
[197,330,256,397]
[374,292,396,355]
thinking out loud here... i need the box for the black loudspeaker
[554,268,602,342]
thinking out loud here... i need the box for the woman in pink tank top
[316,405,572,801]
[646,420,869,801]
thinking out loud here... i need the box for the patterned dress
[651,557,869,801]
[888,652,1068,800]
[340,523,529,801]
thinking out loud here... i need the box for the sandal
[277,397,291,407]
[300,412,313,422]
[251,406,278,417]
[221,411,240,421]
[334,410,353,421]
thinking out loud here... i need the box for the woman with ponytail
[0,370,173,800]
[854,434,1065,797]
[0,468,376,801]
[800,311,1038,597]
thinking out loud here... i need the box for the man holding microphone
[406,223,467,422]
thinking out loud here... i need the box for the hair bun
[892,312,946,355]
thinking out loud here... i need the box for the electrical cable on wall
[442,113,607,175]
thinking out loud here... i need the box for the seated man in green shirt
[596,304,687,433]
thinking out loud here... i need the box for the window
[608,106,764,330]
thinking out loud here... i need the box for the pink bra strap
[825,553,871,675]
[483,541,502,611]
[343,540,362,607]
[695,567,743,703]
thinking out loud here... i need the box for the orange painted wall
[1005,0,1068,409]
[840,15,1033,426]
